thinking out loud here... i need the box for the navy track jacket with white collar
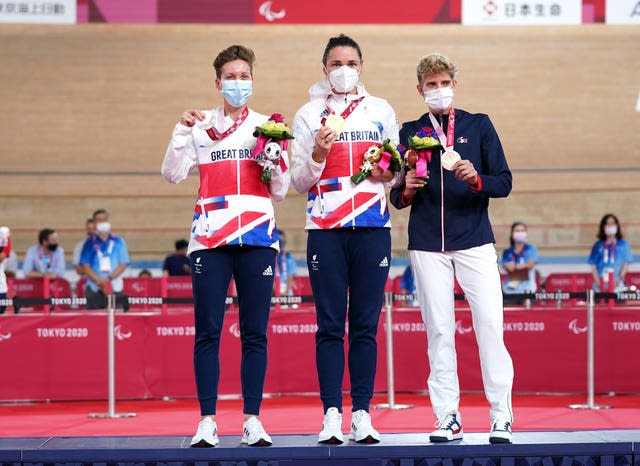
[390,108,512,252]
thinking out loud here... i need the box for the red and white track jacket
[162,106,290,255]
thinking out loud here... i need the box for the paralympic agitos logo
[568,319,587,334]
[0,326,11,342]
[258,1,286,22]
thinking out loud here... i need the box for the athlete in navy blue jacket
[390,53,514,445]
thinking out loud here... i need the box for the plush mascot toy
[251,113,294,182]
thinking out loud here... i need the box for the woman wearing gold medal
[291,34,400,445]
[390,53,514,444]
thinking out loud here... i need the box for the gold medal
[324,114,345,134]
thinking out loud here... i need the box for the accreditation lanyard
[206,106,249,141]
[37,248,54,272]
[512,247,526,265]
[93,235,115,273]
[428,107,456,151]
[92,235,114,260]
[603,241,616,267]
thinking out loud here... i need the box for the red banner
[78,0,607,23]
[253,0,460,24]
[79,0,461,23]
[0,306,638,401]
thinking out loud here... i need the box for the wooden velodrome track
[1,24,639,260]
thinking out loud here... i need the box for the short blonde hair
[416,53,457,86]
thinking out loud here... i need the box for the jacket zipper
[439,114,445,251]
[349,139,356,228]
[236,147,242,246]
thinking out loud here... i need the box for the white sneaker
[350,409,381,444]
[489,418,512,444]
[430,411,463,442]
[190,418,219,447]
[241,416,272,446]
[318,407,344,444]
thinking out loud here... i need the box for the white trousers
[409,244,513,423]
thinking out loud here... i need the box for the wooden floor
[1,24,639,261]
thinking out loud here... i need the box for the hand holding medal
[312,119,340,162]
[181,109,207,128]
[441,149,461,171]
[251,113,294,182]
[315,97,364,163]
[427,108,463,172]
[324,115,345,134]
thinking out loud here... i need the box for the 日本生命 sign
[462,0,582,25]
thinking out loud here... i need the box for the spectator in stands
[138,269,152,278]
[22,228,66,279]
[399,264,416,295]
[390,53,513,444]
[399,264,418,307]
[0,226,12,314]
[73,217,95,275]
[588,213,633,292]
[79,209,130,311]
[162,44,289,448]
[162,239,191,276]
[275,229,297,303]
[502,221,539,294]
[291,34,400,445]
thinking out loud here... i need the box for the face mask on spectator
[604,225,617,237]
[47,243,58,252]
[96,221,111,234]
[512,231,527,243]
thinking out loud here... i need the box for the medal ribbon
[428,107,456,151]
[321,97,364,125]
[206,107,249,141]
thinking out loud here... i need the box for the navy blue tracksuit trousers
[191,246,275,416]
[307,228,391,413]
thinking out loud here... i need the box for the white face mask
[424,86,454,113]
[96,221,111,234]
[512,231,527,243]
[604,225,617,237]
[327,65,359,93]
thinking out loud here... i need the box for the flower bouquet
[405,127,441,181]
[251,113,294,182]
[351,138,402,185]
